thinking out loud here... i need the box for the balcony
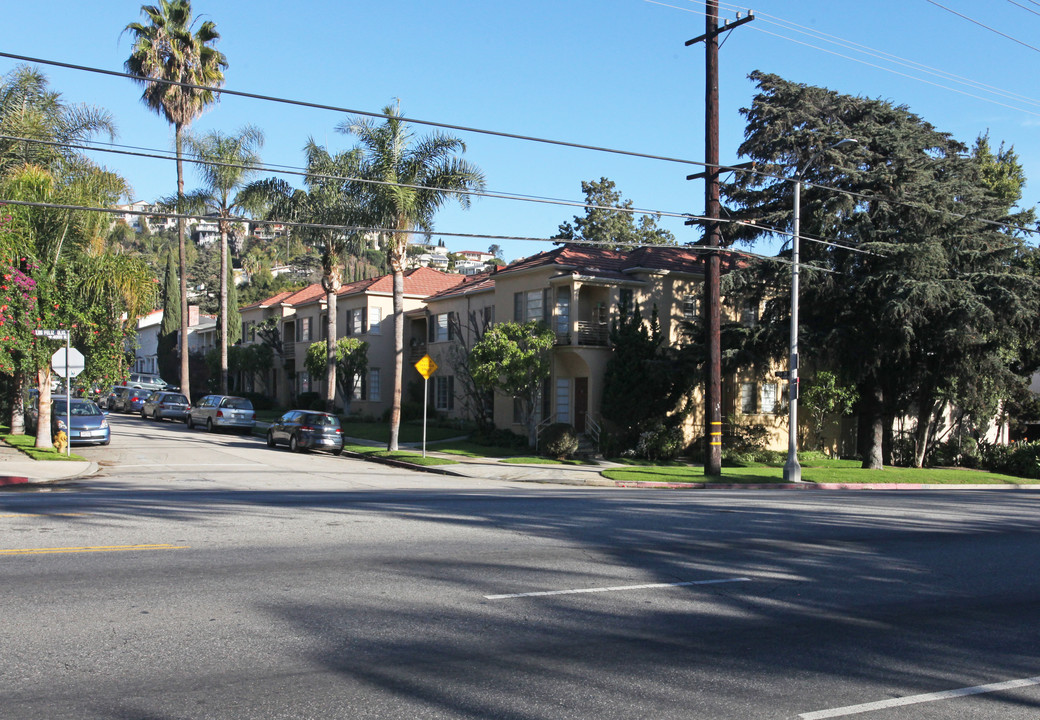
[576,322,609,347]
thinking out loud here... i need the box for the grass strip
[602,463,1037,484]
[2,433,89,462]
[343,444,458,466]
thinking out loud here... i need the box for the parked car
[141,391,191,422]
[47,396,110,446]
[101,386,127,411]
[266,410,344,455]
[187,395,255,434]
[122,373,169,392]
[120,387,149,415]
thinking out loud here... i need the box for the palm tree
[337,104,485,450]
[240,142,366,411]
[124,0,228,402]
[182,125,263,393]
[0,65,117,175]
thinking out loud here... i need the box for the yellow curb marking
[0,544,188,555]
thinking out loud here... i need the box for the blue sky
[2,0,1038,262]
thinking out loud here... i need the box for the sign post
[34,329,81,456]
[413,354,438,458]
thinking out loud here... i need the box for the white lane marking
[484,577,751,600]
[799,675,1040,719]
[114,463,258,468]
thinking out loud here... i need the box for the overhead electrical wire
[0,196,832,272]
[925,0,1040,53]
[655,1,1040,115]
[1006,0,1040,18]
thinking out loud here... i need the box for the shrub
[927,435,980,468]
[979,440,1040,479]
[296,391,320,409]
[539,423,580,458]
[471,426,528,450]
[635,423,685,462]
[240,392,275,411]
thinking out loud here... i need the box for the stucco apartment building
[239,267,467,413]
[240,244,787,449]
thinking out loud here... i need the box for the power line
[1006,0,1040,17]
[0,194,832,272]
[0,50,712,171]
[6,129,1030,248]
[657,1,1040,115]
[925,0,1040,53]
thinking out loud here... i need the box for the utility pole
[686,3,754,476]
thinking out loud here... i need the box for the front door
[575,377,588,433]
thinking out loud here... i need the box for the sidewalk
[0,440,96,487]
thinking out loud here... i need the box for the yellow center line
[0,513,86,518]
[0,544,189,555]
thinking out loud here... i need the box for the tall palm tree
[182,125,263,393]
[240,142,366,411]
[337,104,485,451]
[124,0,227,402]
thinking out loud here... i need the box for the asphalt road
[1,413,1039,719]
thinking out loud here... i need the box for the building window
[555,289,570,336]
[619,288,634,311]
[298,317,311,342]
[740,302,759,326]
[482,305,494,329]
[682,295,699,320]
[368,368,380,401]
[352,308,365,335]
[434,375,454,411]
[352,373,364,401]
[760,383,779,414]
[555,378,571,424]
[514,290,551,323]
[298,371,311,395]
[740,382,756,414]
[368,307,381,334]
[429,313,453,343]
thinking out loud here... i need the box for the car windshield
[221,397,253,410]
[55,401,102,417]
[164,394,188,404]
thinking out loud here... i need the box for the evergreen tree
[555,178,675,249]
[721,72,1040,468]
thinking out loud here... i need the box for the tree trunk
[913,391,936,468]
[219,225,229,395]
[861,383,884,470]
[387,265,405,451]
[9,369,26,435]
[34,365,53,449]
[176,123,191,403]
[325,286,337,413]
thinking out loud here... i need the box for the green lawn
[602,458,1036,485]
[338,421,468,445]
[2,433,89,462]
[342,443,459,467]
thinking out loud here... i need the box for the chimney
[188,305,200,327]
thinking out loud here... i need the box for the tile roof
[424,270,496,302]
[498,243,732,280]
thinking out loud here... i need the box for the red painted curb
[0,476,31,486]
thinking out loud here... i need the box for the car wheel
[101,438,110,446]
[266,431,276,448]
[332,448,343,456]
[140,409,147,419]
[289,434,301,453]
[207,418,215,433]
[186,416,194,429]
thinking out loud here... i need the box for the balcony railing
[576,322,609,346]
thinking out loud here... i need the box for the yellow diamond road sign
[415,354,438,379]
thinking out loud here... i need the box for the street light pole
[784,138,856,483]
